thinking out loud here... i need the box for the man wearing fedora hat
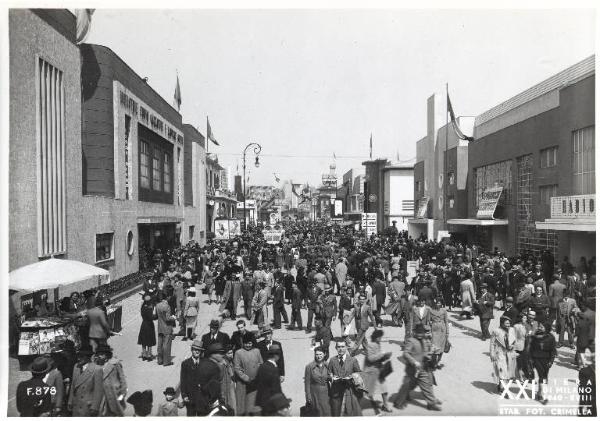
[255,343,283,409]
[95,344,127,416]
[393,324,441,411]
[201,319,231,350]
[68,346,103,416]
[16,356,54,416]
[180,339,205,415]
[194,343,226,415]
[257,327,285,379]
[477,283,495,340]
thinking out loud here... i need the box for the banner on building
[476,186,503,219]
[406,260,419,280]
[333,199,343,218]
[416,197,429,219]
[229,219,242,237]
[361,212,377,237]
[214,219,230,240]
[263,225,285,244]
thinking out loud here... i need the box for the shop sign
[476,186,503,219]
[416,197,429,219]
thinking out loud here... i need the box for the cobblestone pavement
[7,290,581,416]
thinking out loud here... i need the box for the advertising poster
[476,186,504,219]
[214,219,230,240]
[228,219,242,237]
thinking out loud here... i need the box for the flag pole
[206,116,209,155]
[444,83,449,225]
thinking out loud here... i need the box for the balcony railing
[550,194,595,219]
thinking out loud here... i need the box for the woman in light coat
[303,347,331,416]
[182,289,199,341]
[460,274,476,319]
[430,296,449,367]
[363,330,392,414]
[490,315,517,395]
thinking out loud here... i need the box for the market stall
[9,258,120,362]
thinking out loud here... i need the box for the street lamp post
[243,142,262,230]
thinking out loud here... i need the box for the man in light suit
[68,347,103,416]
[548,275,567,323]
[252,281,269,334]
[557,295,578,348]
[156,292,176,366]
[348,294,375,354]
[409,298,432,336]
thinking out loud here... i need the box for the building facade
[382,165,415,231]
[408,92,474,241]
[467,56,595,260]
[9,9,82,272]
[206,154,237,233]
[182,124,207,244]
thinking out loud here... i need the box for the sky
[85,7,595,187]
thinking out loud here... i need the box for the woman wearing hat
[183,288,200,341]
[489,316,517,395]
[529,321,557,404]
[138,292,157,361]
[303,346,331,416]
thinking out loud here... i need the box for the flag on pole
[396,150,400,162]
[75,9,95,44]
[447,93,474,141]
[207,117,220,145]
[333,152,336,160]
[273,173,280,183]
[173,73,182,111]
[369,133,373,159]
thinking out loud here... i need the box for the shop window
[153,147,161,190]
[189,225,195,240]
[140,140,150,188]
[539,184,558,206]
[572,126,595,194]
[96,233,114,263]
[126,230,135,256]
[540,146,558,168]
[164,151,172,193]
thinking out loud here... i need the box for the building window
[572,126,595,195]
[189,225,195,240]
[96,233,114,263]
[539,184,558,206]
[402,200,414,212]
[473,160,513,209]
[415,181,421,192]
[140,140,150,188]
[126,230,135,256]
[540,146,558,168]
[124,115,132,199]
[448,196,455,209]
[164,152,171,193]
[152,147,161,190]
[36,58,67,257]
[448,172,455,185]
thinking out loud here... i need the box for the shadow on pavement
[471,380,498,395]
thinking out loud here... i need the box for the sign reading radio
[119,90,183,144]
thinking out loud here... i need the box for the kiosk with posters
[9,258,117,364]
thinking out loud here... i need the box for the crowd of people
[15,220,596,417]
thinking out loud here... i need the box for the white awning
[447,218,509,226]
[536,219,596,232]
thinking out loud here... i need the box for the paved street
[8,289,581,417]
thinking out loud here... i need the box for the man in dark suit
[87,298,111,352]
[242,273,255,320]
[477,283,495,340]
[257,328,285,379]
[255,344,283,409]
[180,340,205,415]
[230,320,257,351]
[372,277,387,328]
[156,292,176,366]
[557,295,578,348]
[306,283,322,333]
[201,319,231,350]
[272,278,288,328]
[289,282,303,330]
[16,357,54,417]
[501,297,519,326]
[195,343,225,415]
[328,341,362,416]
[320,286,338,328]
